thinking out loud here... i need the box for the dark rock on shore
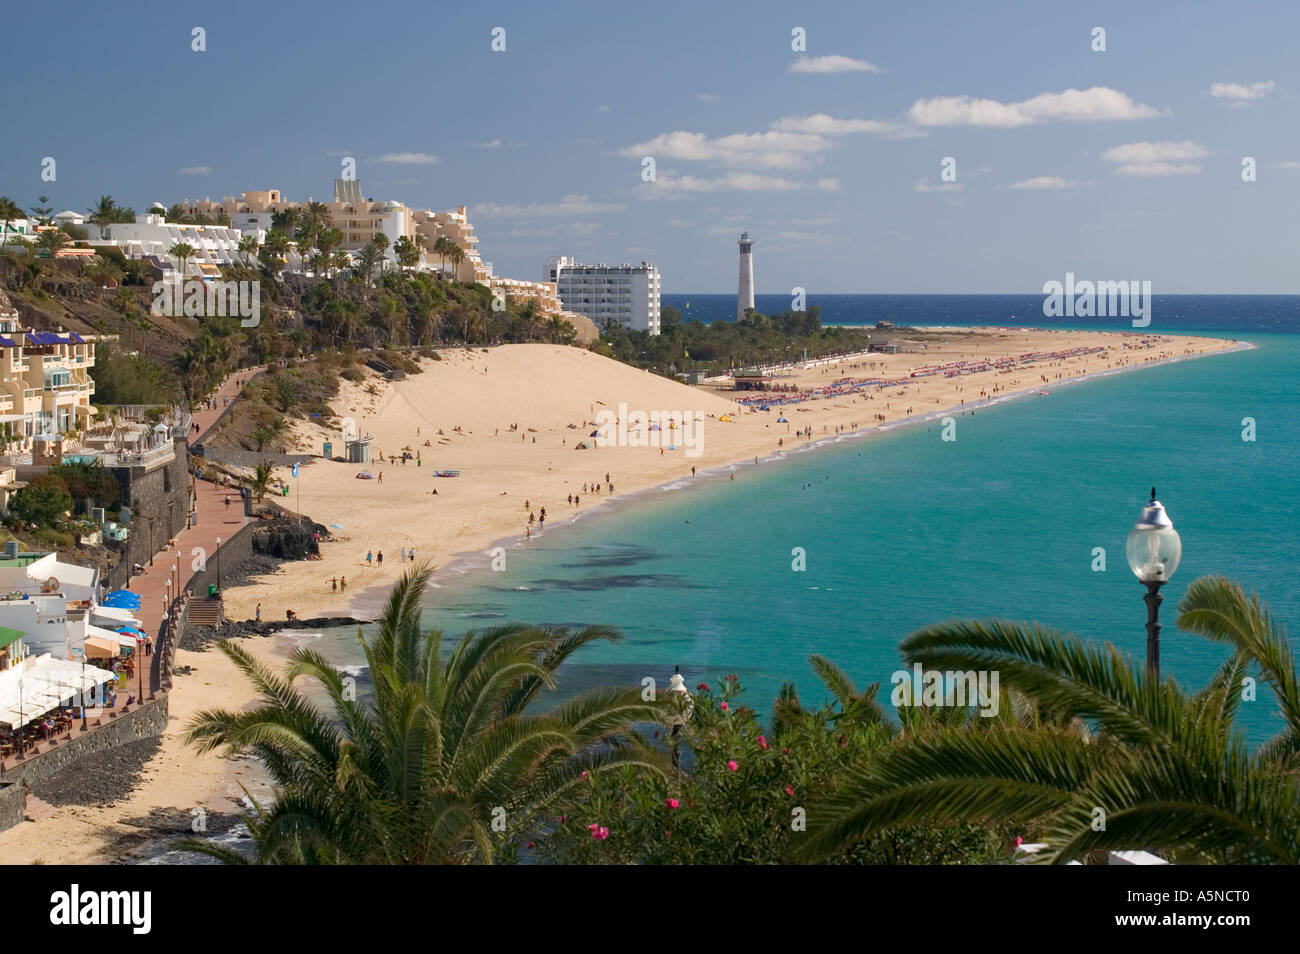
[180,615,369,651]
[250,515,329,560]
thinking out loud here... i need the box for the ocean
[300,296,1300,743]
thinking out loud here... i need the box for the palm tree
[357,242,382,286]
[799,576,1300,865]
[249,461,274,502]
[446,241,465,281]
[433,236,452,278]
[260,231,290,278]
[87,195,119,237]
[85,255,124,288]
[237,234,260,266]
[181,568,664,864]
[168,241,197,285]
[393,236,420,272]
[0,195,25,251]
[295,222,318,276]
[36,228,69,259]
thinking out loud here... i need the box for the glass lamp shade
[1126,525,1181,583]
[666,671,694,726]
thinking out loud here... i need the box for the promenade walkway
[123,367,263,638]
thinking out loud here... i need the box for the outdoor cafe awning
[0,657,116,728]
[84,635,120,659]
[90,605,142,625]
[87,625,140,647]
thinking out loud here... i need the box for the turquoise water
[308,331,1298,742]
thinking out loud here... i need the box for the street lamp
[215,536,222,593]
[1126,487,1182,679]
[666,666,694,788]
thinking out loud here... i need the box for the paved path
[122,368,263,637]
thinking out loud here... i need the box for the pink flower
[720,702,729,711]
[526,841,536,849]
[665,798,679,809]
[593,826,609,840]
[785,785,794,796]
[581,770,589,780]
[727,760,738,772]
[588,823,598,831]
[757,734,768,749]
[697,682,710,691]
[559,815,567,824]
[1014,836,1023,847]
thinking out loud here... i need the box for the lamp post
[1125,488,1182,680]
[215,536,221,593]
[666,666,693,790]
[147,516,154,566]
[80,653,87,731]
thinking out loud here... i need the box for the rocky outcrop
[250,515,328,559]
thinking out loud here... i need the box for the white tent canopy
[0,654,116,728]
[90,605,142,625]
[86,625,142,647]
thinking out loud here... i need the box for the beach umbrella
[330,523,344,530]
[777,417,789,422]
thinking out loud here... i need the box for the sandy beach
[0,326,1240,864]
[222,327,1239,622]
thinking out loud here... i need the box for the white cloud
[373,152,439,165]
[1005,176,1080,190]
[908,86,1165,128]
[1101,141,1209,176]
[620,130,831,170]
[769,114,918,137]
[178,165,213,176]
[1209,80,1275,101]
[473,194,626,218]
[696,93,719,103]
[640,172,842,196]
[475,139,503,149]
[913,179,964,193]
[789,55,883,74]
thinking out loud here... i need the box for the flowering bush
[525,673,1019,865]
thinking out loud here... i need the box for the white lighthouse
[737,231,755,321]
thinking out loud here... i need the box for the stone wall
[105,438,193,590]
[0,696,169,795]
[0,782,24,832]
[185,518,258,598]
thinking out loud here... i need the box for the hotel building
[544,257,661,334]
[0,312,99,452]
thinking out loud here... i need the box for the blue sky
[4,0,1297,293]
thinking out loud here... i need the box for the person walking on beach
[367,550,373,565]
[378,472,383,484]
[224,494,231,509]
[340,576,347,591]
[255,603,262,622]
[377,550,383,566]
[331,577,337,593]
[410,548,415,562]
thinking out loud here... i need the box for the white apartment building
[544,257,661,334]
[95,213,250,279]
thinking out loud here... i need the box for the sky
[3,0,1298,294]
